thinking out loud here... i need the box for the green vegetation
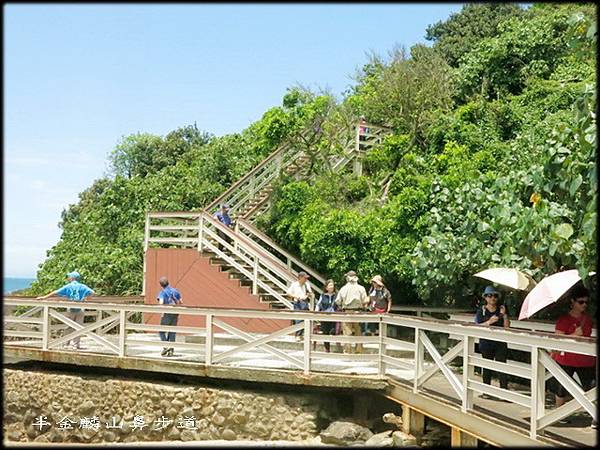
[29,4,596,313]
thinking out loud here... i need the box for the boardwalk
[4,297,597,447]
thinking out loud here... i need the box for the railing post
[304,318,311,375]
[142,214,150,296]
[205,314,213,366]
[42,306,50,350]
[198,216,204,253]
[462,335,474,412]
[233,221,239,252]
[530,346,544,439]
[378,319,387,378]
[413,328,423,393]
[118,310,126,357]
[252,256,258,295]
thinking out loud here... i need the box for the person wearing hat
[335,270,368,353]
[286,271,314,341]
[364,275,392,336]
[474,285,510,396]
[37,271,95,350]
[213,203,234,252]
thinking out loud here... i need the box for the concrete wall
[143,248,288,333]
[3,369,341,444]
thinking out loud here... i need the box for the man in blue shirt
[213,203,233,252]
[157,276,183,357]
[37,271,95,349]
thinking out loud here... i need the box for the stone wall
[3,369,342,443]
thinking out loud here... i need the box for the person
[550,285,596,428]
[286,272,314,341]
[316,279,338,352]
[335,270,368,354]
[213,203,234,252]
[36,271,95,350]
[365,275,392,336]
[474,286,510,396]
[156,276,183,357]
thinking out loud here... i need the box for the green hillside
[29,4,596,312]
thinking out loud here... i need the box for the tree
[425,3,524,67]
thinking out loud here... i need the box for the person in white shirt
[335,270,368,353]
[286,271,314,341]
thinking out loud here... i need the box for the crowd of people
[285,269,392,354]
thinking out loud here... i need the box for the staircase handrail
[205,129,312,215]
[235,218,326,286]
[147,211,325,293]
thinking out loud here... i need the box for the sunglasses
[575,300,588,305]
[484,294,498,298]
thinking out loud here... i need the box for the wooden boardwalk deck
[4,332,595,447]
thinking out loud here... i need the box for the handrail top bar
[5,298,596,348]
[200,214,298,276]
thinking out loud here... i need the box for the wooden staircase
[145,121,391,310]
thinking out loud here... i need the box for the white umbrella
[474,268,537,291]
[518,270,595,320]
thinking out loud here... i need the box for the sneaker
[591,420,597,429]
[161,347,169,356]
[479,393,494,400]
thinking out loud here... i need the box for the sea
[3,277,36,294]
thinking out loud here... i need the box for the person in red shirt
[551,286,596,421]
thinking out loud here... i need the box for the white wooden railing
[146,211,314,308]
[4,297,596,442]
[235,218,326,287]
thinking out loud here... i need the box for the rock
[102,431,117,442]
[222,429,236,440]
[79,400,95,415]
[365,430,394,447]
[6,391,19,403]
[200,405,214,417]
[166,427,180,440]
[383,413,403,429]
[180,429,196,441]
[392,430,417,447]
[212,413,226,426]
[6,430,23,441]
[171,399,185,409]
[197,431,211,440]
[320,421,373,445]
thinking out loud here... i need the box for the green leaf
[569,175,583,196]
[554,223,574,240]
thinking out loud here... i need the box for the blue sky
[4,3,465,278]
